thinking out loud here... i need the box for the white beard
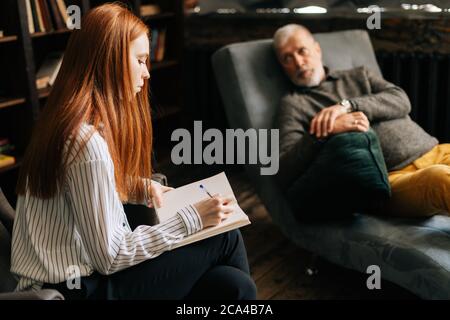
[292,67,324,87]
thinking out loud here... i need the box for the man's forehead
[282,33,313,50]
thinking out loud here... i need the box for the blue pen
[199,184,213,198]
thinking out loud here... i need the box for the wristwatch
[339,99,353,113]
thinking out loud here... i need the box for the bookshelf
[0,35,19,43]
[0,97,27,109]
[0,0,185,204]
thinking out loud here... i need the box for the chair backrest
[212,29,381,131]
[0,188,17,292]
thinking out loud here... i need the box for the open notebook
[155,172,251,249]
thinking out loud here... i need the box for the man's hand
[310,104,348,138]
[329,112,370,135]
[147,181,174,208]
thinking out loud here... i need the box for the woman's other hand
[147,181,174,208]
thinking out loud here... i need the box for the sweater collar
[291,66,339,93]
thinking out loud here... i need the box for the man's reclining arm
[349,67,411,122]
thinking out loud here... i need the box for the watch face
[340,100,351,112]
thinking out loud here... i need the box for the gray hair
[273,24,314,52]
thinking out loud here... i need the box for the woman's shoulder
[65,123,111,165]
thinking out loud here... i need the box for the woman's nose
[142,65,150,79]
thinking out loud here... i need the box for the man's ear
[314,41,322,56]
[314,41,322,58]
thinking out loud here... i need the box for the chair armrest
[0,188,15,235]
[124,173,168,229]
[0,289,64,300]
[152,173,168,186]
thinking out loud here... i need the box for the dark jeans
[43,229,257,300]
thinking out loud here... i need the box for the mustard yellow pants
[383,144,450,217]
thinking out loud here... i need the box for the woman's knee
[216,266,257,300]
[188,265,257,300]
[227,229,244,246]
[209,229,247,258]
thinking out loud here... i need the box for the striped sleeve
[65,159,203,275]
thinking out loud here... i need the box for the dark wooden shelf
[143,12,175,22]
[153,104,181,120]
[0,97,26,109]
[0,35,18,44]
[151,59,179,71]
[30,28,72,39]
[0,157,21,175]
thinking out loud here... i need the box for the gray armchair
[212,29,450,299]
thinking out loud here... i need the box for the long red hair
[17,3,152,202]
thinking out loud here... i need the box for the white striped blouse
[10,123,203,291]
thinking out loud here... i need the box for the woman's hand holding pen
[194,195,235,228]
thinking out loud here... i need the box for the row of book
[33,27,167,89]
[25,0,71,34]
[34,27,169,89]
[150,28,166,62]
[0,138,15,169]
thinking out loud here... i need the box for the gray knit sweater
[276,66,438,187]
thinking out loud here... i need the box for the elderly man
[275,24,449,218]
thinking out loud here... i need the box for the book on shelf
[36,51,64,89]
[156,28,166,62]
[26,0,38,33]
[150,28,166,62]
[0,154,15,169]
[0,144,15,154]
[48,0,66,30]
[35,0,46,32]
[140,4,161,17]
[155,172,251,249]
[0,138,14,154]
[25,0,70,34]
[55,0,69,27]
[40,0,55,31]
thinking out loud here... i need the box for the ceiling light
[293,6,327,14]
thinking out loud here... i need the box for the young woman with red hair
[10,3,256,300]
